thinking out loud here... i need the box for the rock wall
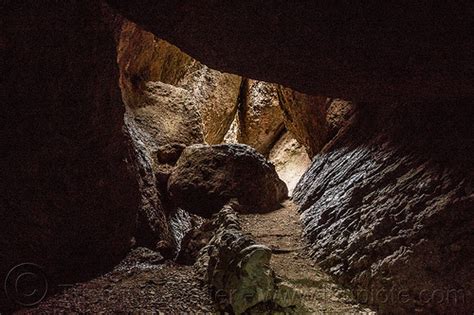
[293,102,474,313]
[237,80,285,156]
[117,21,241,251]
[118,21,241,144]
[279,88,355,157]
[0,1,140,291]
[268,132,312,195]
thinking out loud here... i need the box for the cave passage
[2,2,472,314]
[14,19,367,314]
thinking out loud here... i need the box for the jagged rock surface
[117,21,240,250]
[293,102,474,314]
[123,81,204,253]
[177,61,242,144]
[0,3,140,303]
[195,202,302,314]
[279,87,355,157]
[118,20,241,144]
[237,80,285,155]
[168,144,288,217]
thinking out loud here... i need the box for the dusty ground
[240,200,375,314]
[19,248,216,314]
[19,201,375,314]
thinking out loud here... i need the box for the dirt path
[22,201,375,314]
[240,200,375,314]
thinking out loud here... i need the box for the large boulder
[168,144,288,217]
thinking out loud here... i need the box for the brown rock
[118,20,241,144]
[156,143,186,165]
[117,21,242,251]
[178,62,242,144]
[237,80,285,155]
[279,87,355,157]
[268,131,312,195]
[168,144,288,217]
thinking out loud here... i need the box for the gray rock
[194,202,302,314]
[293,102,474,314]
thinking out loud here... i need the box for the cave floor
[21,201,375,314]
[20,253,216,313]
[240,200,375,314]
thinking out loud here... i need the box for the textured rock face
[118,21,241,144]
[117,21,241,250]
[293,102,474,313]
[0,0,140,289]
[195,202,301,314]
[178,62,242,144]
[108,1,474,102]
[168,144,288,217]
[237,80,285,155]
[279,87,355,157]
[268,132,312,195]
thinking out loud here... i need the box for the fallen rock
[177,61,242,144]
[168,144,288,217]
[195,202,302,314]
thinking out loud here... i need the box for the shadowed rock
[108,1,474,102]
[168,144,288,217]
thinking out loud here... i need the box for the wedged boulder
[177,61,242,144]
[237,80,285,155]
[168,144,288,217]
[278,87,355,157]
